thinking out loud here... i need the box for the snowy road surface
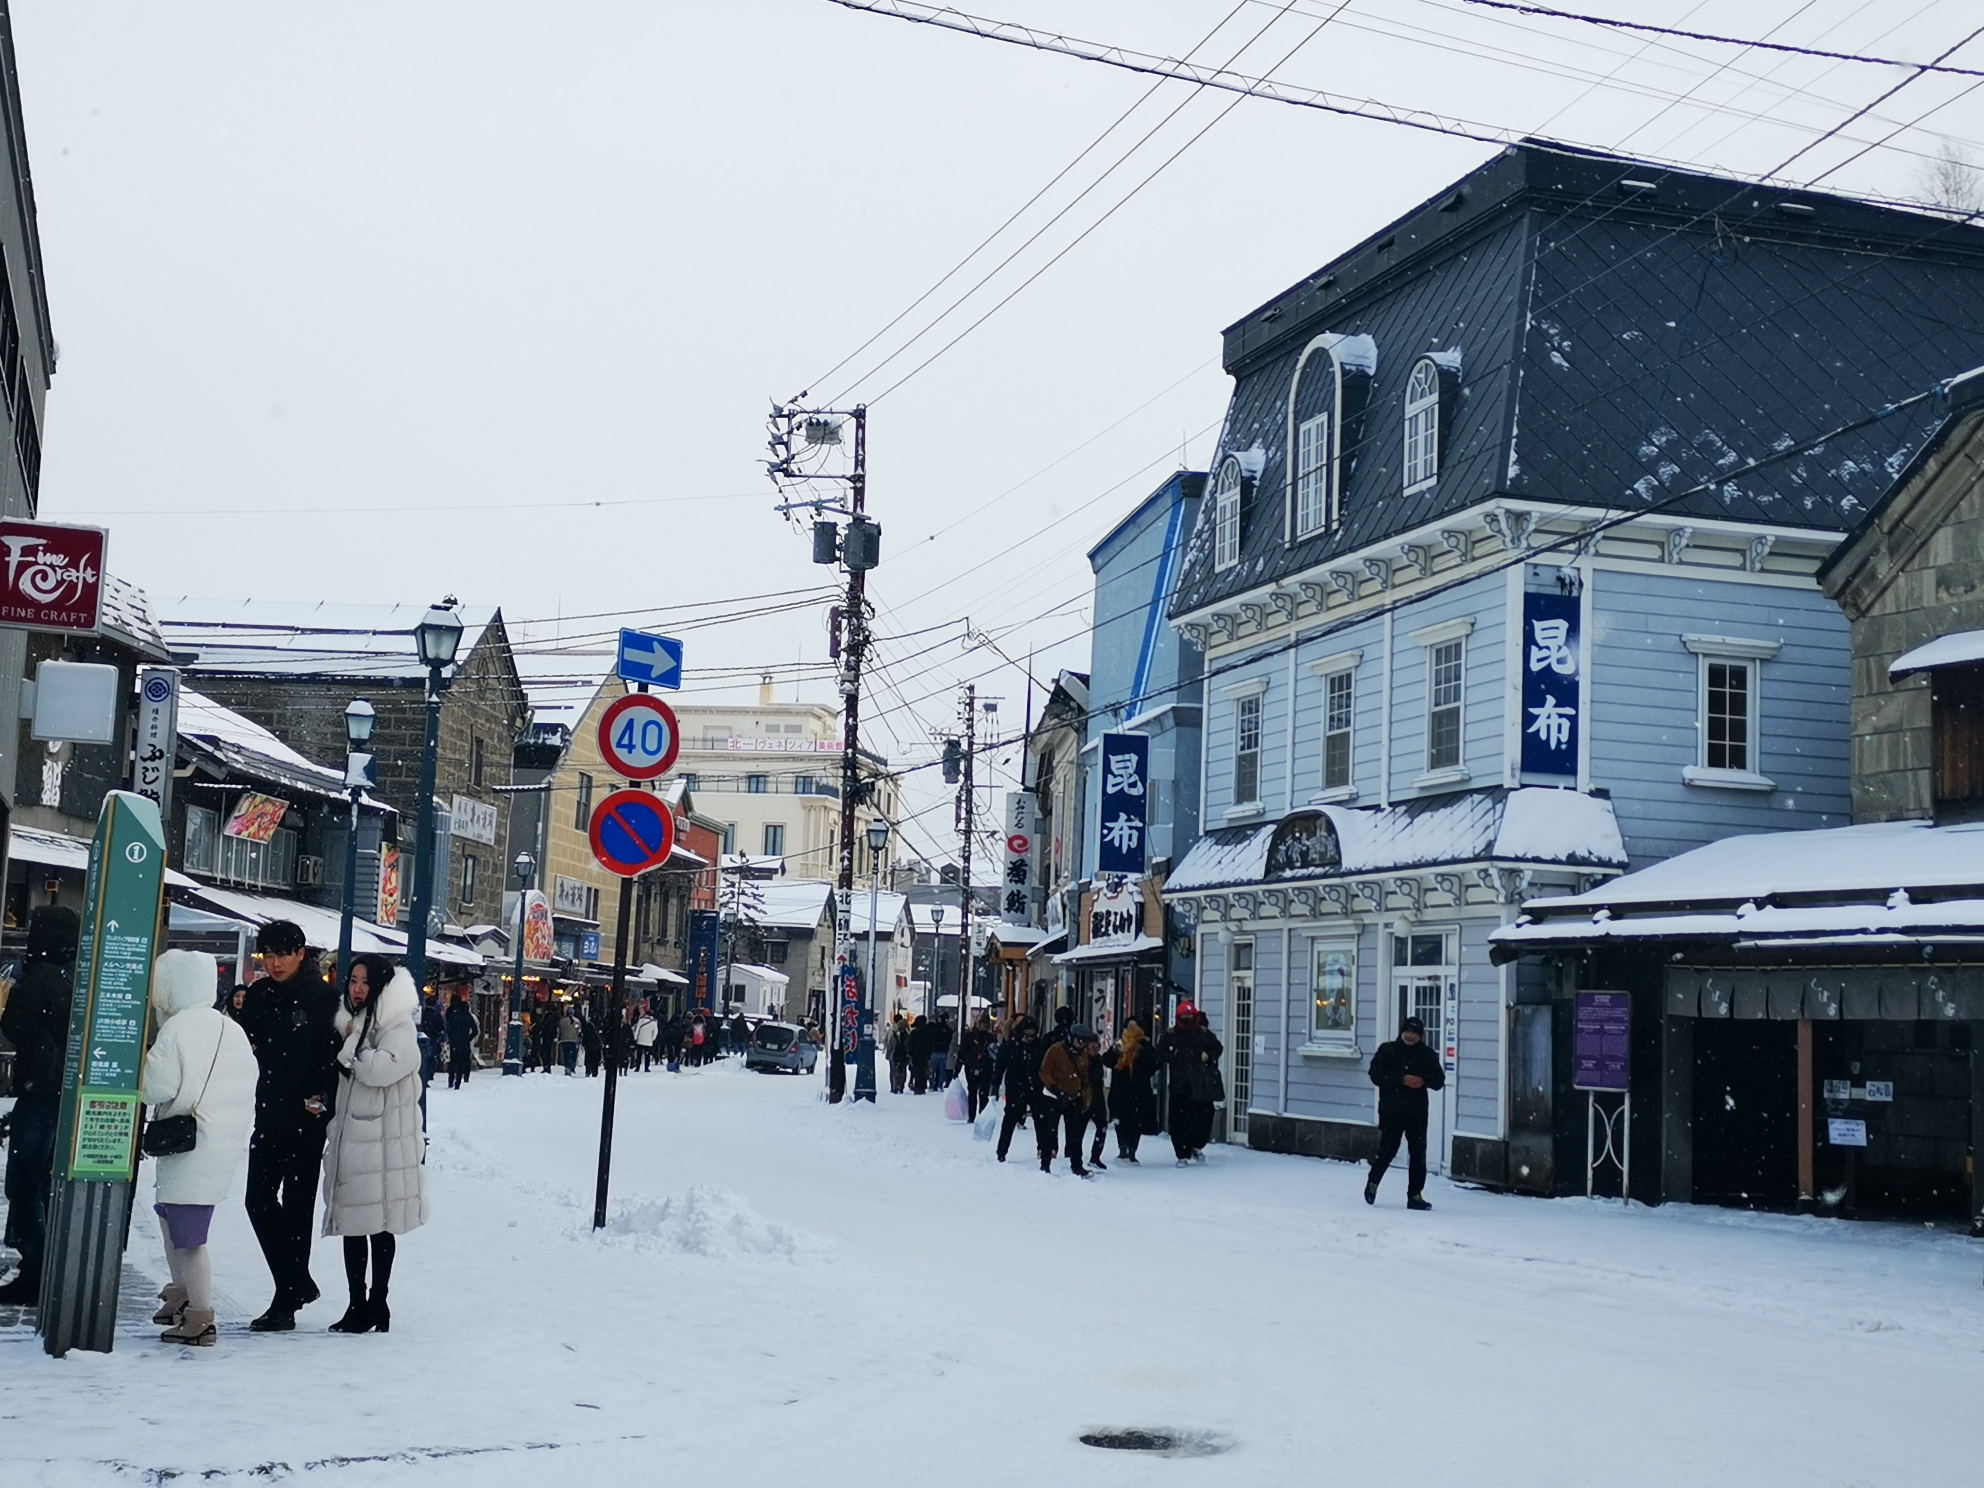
[6,1063,1984,1486]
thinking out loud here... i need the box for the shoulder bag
[141,1026,223,1159]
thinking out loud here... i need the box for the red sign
[1006,833,1031,855]
[597,693,680,781]
[588,788,677,878]
[0,520,107,633]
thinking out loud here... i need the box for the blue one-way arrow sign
[617,628,683,689]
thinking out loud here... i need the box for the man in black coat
[992,1017,1041,1163]
[236,920,341,1330]
[1365,1016,1446,1210]
[444,993,478,1089]
[0,906,80,1305]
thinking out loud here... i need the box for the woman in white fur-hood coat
[141,949,259,1344]
[320,955,427,1333]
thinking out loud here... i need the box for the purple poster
[1573,991,1630,1091]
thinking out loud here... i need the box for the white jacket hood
[336,966,419,1037]
[151,949,218,1019]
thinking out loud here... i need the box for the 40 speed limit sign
[597,693,681,781]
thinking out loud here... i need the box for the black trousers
[1116,1118,1142,1160]
[996,1098,1028,1159]
[246,1122,328,1302]
[2,1093,57,1285]
[889,1057,908,1094]
[1369,1109,1429,1196]
[964,1069,988,1119]
[1067,1107,1103,1166]
[1170,1097,1214,1160]
[447,1043,473,1089]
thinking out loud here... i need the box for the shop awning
[172,883,484,970]
[10,824,201,889]
[1053,934,1165,966]
[638,962,690,986]
[1891,628,1984,678]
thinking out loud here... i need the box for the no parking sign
[588,789,677,877]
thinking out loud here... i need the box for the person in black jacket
[906,1015,933,1094]
[444,993,478,1089]
[236,920,341,1330]
[959,1013,996,1120]
[1162,1003,1224,1165]
[1103,1019,1157,1163]
[992,1016,1041,1162]
[1365,1016,1446,1210]
[0,906,80,1304]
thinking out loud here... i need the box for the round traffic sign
[598,693,680,781]
[588,788,678,877]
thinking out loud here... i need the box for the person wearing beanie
[1036,1025,1096,1177]
[1162,1002,1224,1166]
[141,951,260,1345]
[1365,1016,1446,1210]
[0,905,81,1305]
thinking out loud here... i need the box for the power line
[1459,1,1984,78]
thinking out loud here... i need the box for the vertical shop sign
[1095,732,1149,877]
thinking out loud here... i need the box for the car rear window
[753,1027,794,1050]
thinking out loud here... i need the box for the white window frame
[216,825,297,890]
[1322,668,1355,794]
[1682,634,1780,791]
[1294,412,1331,538]
[459,851,477,909]
[184,804,220,875]
[1409,618,1473,787]
[1307,936,1358,1045]
[1212,459,1242,572]
[1233,692,1263,809]
[1403,357,1440,494]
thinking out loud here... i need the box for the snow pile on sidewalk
[594,1184,812,1261]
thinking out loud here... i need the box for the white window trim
[1687,648,1775,790]
[1317,660,1357,799]
[1402,357,1441,496]
[1284,335,1352,543]
[1219,676,1270,700]
[1229,689,1266,817]
[1306,649,1363,677]
[1294,411,1331,539]
[1421,630,1469,781]
[1213,460,1242,573]
[1302,935,1359,1049]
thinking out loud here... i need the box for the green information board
[54,791,167,1183]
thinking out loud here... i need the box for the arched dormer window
[1286,333,1376,542]
[1403,358,1441,493]
[1212,457,1243,571]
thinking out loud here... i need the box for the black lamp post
[334,698,376,995]
[406,603,464,995]
[505,850,535,1075]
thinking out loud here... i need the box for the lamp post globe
[506,850,536,1075]
[406,600,462,998]
[344,697,376,748]
[335,696,377,1004]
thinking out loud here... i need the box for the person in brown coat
[1035,1024,1097,1177]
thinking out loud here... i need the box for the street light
[405,602,464,996]
[334,698,377,998]
[855,818,889,1102]
[928,903,945,1022]
[505,851,535,1075]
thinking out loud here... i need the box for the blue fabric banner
[1095,731,1150,876]
[1520,590,1581,778]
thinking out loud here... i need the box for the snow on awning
[1053,935,1165,966]
[1891,629,1984,678]
[10,824,201,889]
[1165,787,1625,895]
[173,882,484,970]
[1491,895,1984,959]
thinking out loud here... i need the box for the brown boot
[152,1284,189,1326]
[161,1307,217,1346]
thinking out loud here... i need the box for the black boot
[328,1290,373,1333]
[250,1295,297,1332]
[371,1291,391,1333]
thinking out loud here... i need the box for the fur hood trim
[335,967,419,1037]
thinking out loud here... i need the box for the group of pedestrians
[986,1001,1222,1177]
[0,914,427,1345]
[882,1011,955,1095]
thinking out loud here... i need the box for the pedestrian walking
[444,993,478,1090]
[1162,1002,1224,1166]
[0,905,80,1306]
[1035,1025,1096,1176]
[906,1014,933,1094]
[236,920,341,1331]
[960,1012,996,1120]
[634,1010,658,1071]
[992,1016,1041,1163]
[728,1009,750,1058]
[321,954,428,1334]
[417,993,446,1120]
[582,1014,602,1077]
[1364,1016,1445,1211]
[1080,1027,1109,1170]
[141,950,259,1347]
[1102,1019,1157,1163]
[559,1007,581,1075]
[885,1013,910,1094]
[929,1014,953,1090]
[534,1008,560,1073]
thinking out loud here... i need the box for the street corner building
[1156,141,1984,1189]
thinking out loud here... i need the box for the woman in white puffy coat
[320,954,427,1333]
[140,949,259,1346]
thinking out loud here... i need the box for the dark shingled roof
[1173,142,1984,619]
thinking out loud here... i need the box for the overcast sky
[14,1,1984,863]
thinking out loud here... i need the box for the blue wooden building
[1160,142,1984,1189]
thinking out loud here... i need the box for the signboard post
[1574,990,1631,1204]
[1002,791,1035,925]
[132,667,180,825]
[39,791,168,1356]
[1095,732,1149,878]
[585,786,676,1231]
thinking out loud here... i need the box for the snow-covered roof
[99,575,171,660]
[156,598,499,681]
[1491,819,1984,958]
[851,890,907,936]
[1165,787,1626,894]
[986,923,1050,947]
[176,686,365,803]
[10,824,199,888]
[1054,934,1165,966]
[757,880,834,931]
[1890,629,1984,678]
[728,963,790,986]
[516,650,617,730]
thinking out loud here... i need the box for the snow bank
[594,1185,814,1262]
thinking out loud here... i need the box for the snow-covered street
[6,1064,1984,1486]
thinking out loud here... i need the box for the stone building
[153,599,528,937]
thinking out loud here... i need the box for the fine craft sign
[55,792,168,1181]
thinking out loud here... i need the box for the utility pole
[955,683,975,1062]
[767,399,877,1105]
